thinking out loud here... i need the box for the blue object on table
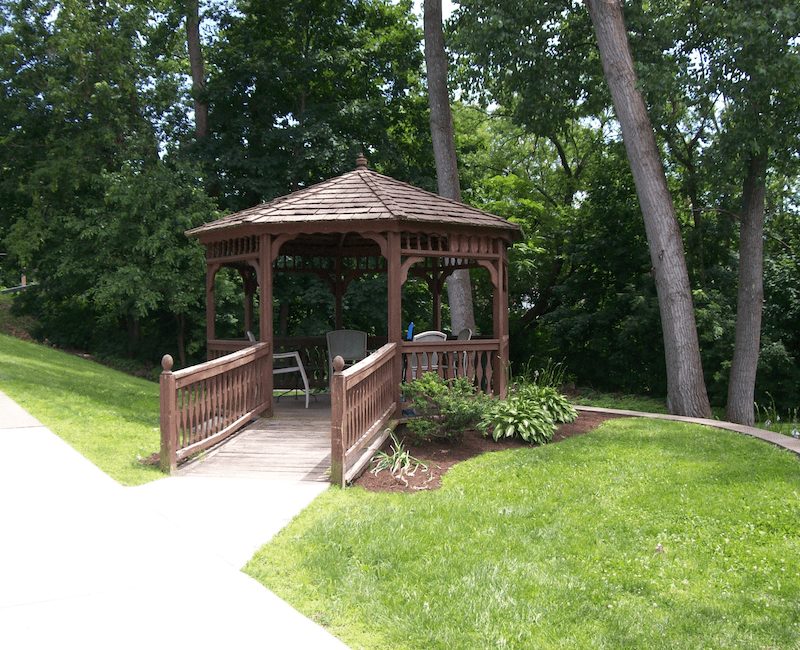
[406,321,414,340]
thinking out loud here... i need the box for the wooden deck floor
[179,394,331,482]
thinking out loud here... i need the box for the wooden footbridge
[178,395,332,481]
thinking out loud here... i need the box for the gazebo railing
[400,339,504,394]
[207,338,250,359]
[330,343,398,486]
[159,342,271,472]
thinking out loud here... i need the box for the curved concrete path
[0,390,346,650]
[576,405,800,456]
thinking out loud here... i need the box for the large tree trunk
[424,0,475,334]
[186,0,208,139]
[585,0,711,417]
[726,153,767,425]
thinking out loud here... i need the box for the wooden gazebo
[159,155,521,482]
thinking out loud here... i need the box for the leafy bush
[479,398,556,444]
[403,373,488,441]
[516,384,578,424]
[479,383,577,445]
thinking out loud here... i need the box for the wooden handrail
[330,342,398,486]
[400,339,502,394]
[159,342,271,473]
[340,343,396,386]
[175,343,268,387]
[400,339,500,351]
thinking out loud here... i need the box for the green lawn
[570,388,668,413]
[0,333,163,485]
[246,418,800,649]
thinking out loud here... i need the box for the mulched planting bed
[353,410,623,493]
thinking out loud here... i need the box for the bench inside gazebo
[158,155,521,485]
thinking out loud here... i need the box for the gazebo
[160,155,521,482]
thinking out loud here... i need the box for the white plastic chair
[410,330,447,378]
[250,331,311,408]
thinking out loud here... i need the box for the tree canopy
[0,0,797,411]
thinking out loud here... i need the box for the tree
[423,0,475,334]
[0,0,213,361]
[185,0,208,139]
[583,0,711,417]
[696,1,800,425]
[638,0,800,423]
[206,0,432,210]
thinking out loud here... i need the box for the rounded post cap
[355,152,368,169]
[161,354,174,372]
[333,355,346,372]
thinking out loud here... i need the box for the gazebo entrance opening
[207,231,501,395]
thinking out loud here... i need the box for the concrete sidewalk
[0,391,346,650]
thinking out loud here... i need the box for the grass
[245,418,800,649]
[569,387,668,413]
[0,333,164,485]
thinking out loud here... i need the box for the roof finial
[355,152,368,170]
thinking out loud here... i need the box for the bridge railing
[159,342,271,472]
[330,342,398,486]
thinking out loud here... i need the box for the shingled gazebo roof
[187,156,522,240]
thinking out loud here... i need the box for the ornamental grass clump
[479,383,577,445]
[370,431,427,479]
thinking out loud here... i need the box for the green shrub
[516,384,578,423]
[479,383,577,445]
[479,397,556,444]
[403,373,488,441]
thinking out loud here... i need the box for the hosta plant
[479,382,577,445]
[479,398,556,444]
[516,384,578,424]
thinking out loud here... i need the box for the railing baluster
[159,343,272,471]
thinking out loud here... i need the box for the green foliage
[247,418,800,649]
[0,0,214,365]
[479,396,555,445]
[370,431,427,478]
[1,0,799,422]
[403,374,488,442]
[516,384,578,424]
[205,0,433,210]
[517,358,570,389]
[479,383,577,444]
[754,394,800,438]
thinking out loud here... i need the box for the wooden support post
[330,355,346,487]
[159,354,177,473]
[242,272,255,335]
[334,256,344,329]
[205,266,216,358]
[432,259,441,332]
[386,232,403,403]
[492,249,509,397]
[334,278,344,330]
[259,234,274,416]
